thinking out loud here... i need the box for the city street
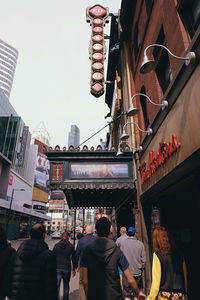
[10,236,79,300]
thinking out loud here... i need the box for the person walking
[108,224,117,242]
[6,224,57,300]
[74,225,96,300]
[82,217,146,300]
[53,231,76,300]
[119,226,146,300]
[147,226,187,300]
[116,226,128,248]
[0,226,16,300]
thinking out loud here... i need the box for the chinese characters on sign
[52,164,64,181]
[86,5,109,97]
[141,134,181,184]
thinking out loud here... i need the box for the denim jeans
[57,269,71,300]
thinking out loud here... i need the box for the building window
[134,23,141,59]
[140,87,149,129]
[153,27,172,94]
[177,0,200,39]
[145,0,154,15]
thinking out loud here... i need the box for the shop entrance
[141,150,200,299]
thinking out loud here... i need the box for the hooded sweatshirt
[82,238,129,300]
[6,239,57,300]
[53,239,75,270]
[0,244,15,300]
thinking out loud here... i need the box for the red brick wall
[128,0,190,146]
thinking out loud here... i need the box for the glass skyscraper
[0,39,18,99]
[68,125,80,148]
[0,89,17,116]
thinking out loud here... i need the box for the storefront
[0,198,51,239]
[140,65,200,299]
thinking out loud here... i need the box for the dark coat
[53,239,75,270]
[6,239,57,300]
[82,238,123,300]
[74,233,97,268]
[0,244,15,300]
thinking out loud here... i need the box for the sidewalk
[69,271,79,300]
[57,275,79,300]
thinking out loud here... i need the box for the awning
[46,147,135,209]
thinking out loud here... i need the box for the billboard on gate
[70,163,129,179]
[32,139,50,202]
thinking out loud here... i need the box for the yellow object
[147,253,161,300]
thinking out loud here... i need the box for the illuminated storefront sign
[49,200,64,210]
[70,163,129,179]
[141,134,181,184]
[86,4,109,97]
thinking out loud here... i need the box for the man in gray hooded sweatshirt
[82,217,146,300]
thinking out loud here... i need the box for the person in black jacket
[0,226,15,300]
[6,224,57,300]
[82,217,146,300]
[53,231,76,300]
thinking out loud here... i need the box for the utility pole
[82,208,85,233]
[134,151,151,294]
[73,209,76,247]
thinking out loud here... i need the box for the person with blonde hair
[148,226,187,300]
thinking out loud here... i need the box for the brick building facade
[106,1,200,298]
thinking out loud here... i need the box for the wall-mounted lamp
[126,102,139,117]
[116,142,143,156]
[131,93,168,110]
[140,43,196,74]
[120,121,153,141]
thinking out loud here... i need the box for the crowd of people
[0,218,188,300]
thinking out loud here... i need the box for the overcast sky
[0,0,121,148]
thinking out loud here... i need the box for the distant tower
[32,121,51,146]
[68,125,80,148]
[0,39,18,99]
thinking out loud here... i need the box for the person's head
[95,217,111,238]
[85,225,93,235]
[127,226,136,237]
[120,227,127,235]
[30,224,46,240]
[0,226,7,250]
[61,231,69,240]
[153,226,176,255]
[110,225,114,233]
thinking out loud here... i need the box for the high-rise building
[0,39,18,99]
[68,125,80,148]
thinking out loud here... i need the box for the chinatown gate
[45,146,136,231]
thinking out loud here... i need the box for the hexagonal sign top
[89,5,107,18]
